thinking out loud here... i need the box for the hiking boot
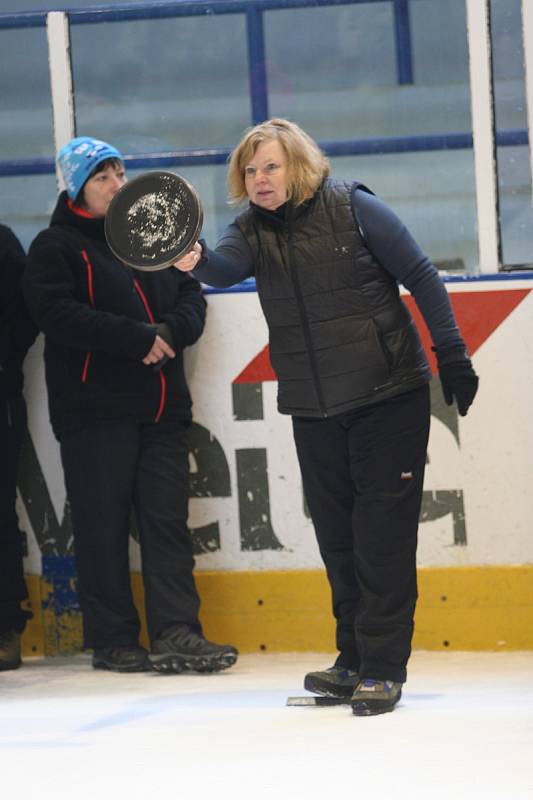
[92,644,152,673]
[351,679,403,716]
[150,624,238,674]
[0,630,21,672]
[304,666,359,698]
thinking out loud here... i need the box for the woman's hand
[173,242,202,272]
[142,335,176,365]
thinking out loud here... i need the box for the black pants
[0,393,32,635]
[292,384,431,683]
[60,416,200,649]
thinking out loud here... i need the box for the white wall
[20,276,533,576]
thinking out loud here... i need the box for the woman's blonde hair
[227,118,330,206]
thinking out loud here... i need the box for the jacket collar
[50,191,107,243]
[249,185,320,227]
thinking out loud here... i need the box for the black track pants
[292,385,431,683]
[60,417,200,649]
[0,394,32,635]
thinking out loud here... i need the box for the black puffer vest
[236,178,431,417]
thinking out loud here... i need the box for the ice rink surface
[1,651,532,800]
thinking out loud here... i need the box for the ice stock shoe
[150,624,238,674]
[92,644,152,673]
[304,666,359,698]
[351,679,403,716]
[0,630,22,671]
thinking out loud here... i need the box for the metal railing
[0,0,531,272]
[0,130,527,178]
[0,0,492,181]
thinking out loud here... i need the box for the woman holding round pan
[175,118,478,716]
[24,136,237,675]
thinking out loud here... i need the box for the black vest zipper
[284,221,328,418]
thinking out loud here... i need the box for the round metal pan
[104,171,203,271]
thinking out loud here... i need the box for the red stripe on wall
[232,288,531,384]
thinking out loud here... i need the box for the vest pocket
[383,321,426,372]
[316,319,392,401]
[372,318,394,368]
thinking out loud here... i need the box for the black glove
[153,322,175,373]
[435,347,479,417]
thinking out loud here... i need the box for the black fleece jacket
[0,224,38,398]
[24,192,206,436]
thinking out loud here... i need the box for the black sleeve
[25,234,156,361]
[0,225,38,369]
[353,189,465,350]
[192,223,255,287]
[160,272,207,351]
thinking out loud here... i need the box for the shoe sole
[351,689,402,716]
[0,660,22,672]
[303,674,357,699]
[92,660,153,673]
[150,651,238,675]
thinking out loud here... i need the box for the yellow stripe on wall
[21,565,533,657]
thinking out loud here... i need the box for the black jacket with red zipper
[24,191,206,438]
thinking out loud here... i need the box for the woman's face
[82,163,126,217]
[244,139,289,211]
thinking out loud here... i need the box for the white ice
[1,651,532,799]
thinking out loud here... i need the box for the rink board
[21,564,533,657]
[18,275,533,656]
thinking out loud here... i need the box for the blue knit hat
[57,136,123,200]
